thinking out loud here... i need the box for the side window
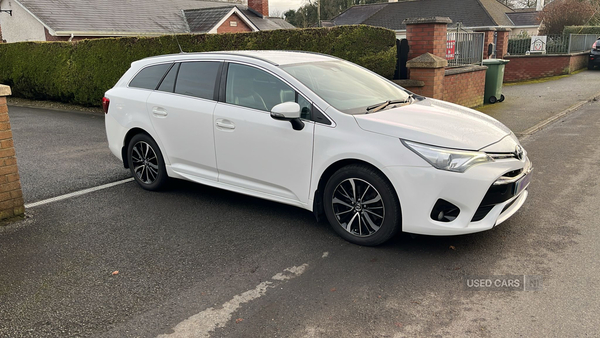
[157,63,180,93]
[226,63,295,112]
[297,95,312,120]
[129,64,172,90]
[174,62,220,100]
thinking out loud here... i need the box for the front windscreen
[280,60,410,114]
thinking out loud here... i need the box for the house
[506,9,542,37]
[322,0,545,39]
[0,0,293,43]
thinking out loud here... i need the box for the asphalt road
[0,102,599,337]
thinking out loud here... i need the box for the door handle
[215,119,235,130]
[152,107,168,117]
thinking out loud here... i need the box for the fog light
[431,199,460,222]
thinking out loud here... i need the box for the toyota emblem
[515,145,524,160]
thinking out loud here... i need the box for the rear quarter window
[129,63,172,90]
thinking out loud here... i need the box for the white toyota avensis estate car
[104,50,532,246]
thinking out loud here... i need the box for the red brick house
[0,0,293,43]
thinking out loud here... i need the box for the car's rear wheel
[323,164,401,246]
[128,133,168,191]
[588,62,594,70]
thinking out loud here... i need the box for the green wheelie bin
[482,59,509,104]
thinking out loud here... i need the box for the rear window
[174,62,221,100]
[129,64,172,90]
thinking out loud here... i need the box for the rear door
[146,61,222,181]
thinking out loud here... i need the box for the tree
[538,0,598,34]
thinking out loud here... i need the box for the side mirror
[270,102,304,131]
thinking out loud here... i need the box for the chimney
[248,0,269,18]
[536,0,545,11]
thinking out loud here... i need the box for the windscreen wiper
[366,98,410,113]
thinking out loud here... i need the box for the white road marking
[159,264,309,338]
[24,178,135,208]
[272,264,308,281]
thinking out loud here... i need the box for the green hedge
[0,25,396,106]
[563,26,600,36]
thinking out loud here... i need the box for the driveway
[8,106,130,203]
[1,100,599,337]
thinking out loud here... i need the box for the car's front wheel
[323,164,401,246]
[127,133,168,191]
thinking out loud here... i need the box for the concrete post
[404,17,452,60]
[0,85,25,220]
[406,53,448,99]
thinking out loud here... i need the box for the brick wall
[569,53,588,71]
[217,13,253,34]
[481,30,495,59]
[409,67,445,99]
[0,86,24,220]
[406,23,448,60]
[495,30,510,58]
[443,66,487,108]
[504,52,588,82]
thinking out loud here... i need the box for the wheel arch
[312,158,400,222]
[122,127,154,169]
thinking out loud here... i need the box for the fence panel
[446,32,484,67]
[568,34,599,53]
[508,34,598,55]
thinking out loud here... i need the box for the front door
[213,63,314,205]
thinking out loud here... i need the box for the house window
[230,21,237,27]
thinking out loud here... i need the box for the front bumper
[385,156,531,236]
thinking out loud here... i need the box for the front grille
[501,198,517,214]
[471,205,494,222]
[502,168,522,178]
[471,180,521,222]
[488,152,518,160]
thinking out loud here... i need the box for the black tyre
[588,62,594,70]
[127,133,168,191]
[498,94,505,102]
[323,164,401,246]
[489,96,497,104]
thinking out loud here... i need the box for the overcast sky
[269,0,306,16]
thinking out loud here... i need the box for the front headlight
[401,140,494,173]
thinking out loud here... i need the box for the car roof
[138,50,338,66]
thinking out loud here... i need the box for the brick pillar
[404,17,452,60]
[0,85,24,220]
[474,28,496,59]
[496,28,510,59]
[407,53,448,99]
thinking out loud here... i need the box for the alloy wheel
[331,178,385,237]
[131,141,159,184]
